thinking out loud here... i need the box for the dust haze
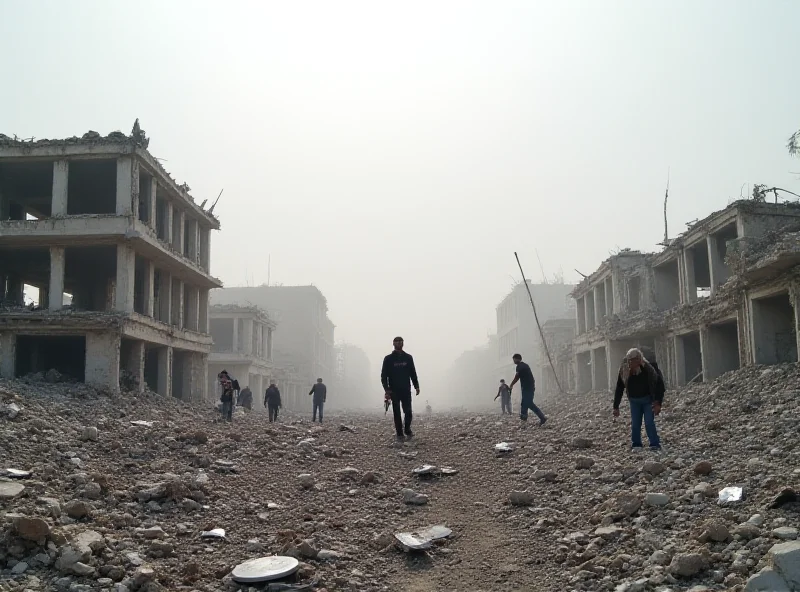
[2,0,799,409]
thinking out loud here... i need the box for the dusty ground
[1,364,799,592]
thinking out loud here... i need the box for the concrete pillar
[158,271,172,323]
[198,289,209,333]
[52,160,69,216]
[232,317,239,352]
[172,279,184,328]
[85,332,121,391]
[125,340,146,393]
[185,218,198,263]
[157,346,173,397]
[243,319,254,355]
[143,261,155,317]
[0,333,15,378]
[180,352,204,402]
[48,247,65,311]
[707,235,724,296]
[683,248,697,303]
[199,227,210,272]
[148,178,158,230]
[589,349,597,391]
[267,328,273,360]
[114,244,136,313]
[116,157,134,216]
[262,329,269,361]
[593,286,603,324]
[584,296,593,330]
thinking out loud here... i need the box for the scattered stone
[0,480,25,499]
[402,488,429,505]
[81,426,98,441]
[745,567,791,592]
[64,499,92,519]
[297,474,315,489]
[575,456,595,470]
[669,553,708,578]
[642,461,665,475]
[571,437,592,449]
[12,515,50,544]
[773,527,798,540]
[693,460,713,475]
[698,520,729,543]
[509,490,534,506]
[645,493,669,507]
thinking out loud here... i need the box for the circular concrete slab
[231,556,299,583]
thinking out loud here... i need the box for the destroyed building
[568,200,800,392]
[0,126,220,399]
[210,285,335,399]
[536,318,576,395]
[207,304,287,403]
[495,280,575,382]
[333,342,372,409]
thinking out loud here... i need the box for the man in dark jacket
[380,336,420,442]
[309,378,327,423]
[613,348,663,450]
[264,382,281,423]
[508,354,547,425]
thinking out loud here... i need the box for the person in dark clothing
[508,354,546,425]
[264,382,281,423]
[380,336,420,442]
[218,370,235,422]
[309,378,327,423]
[238,386,253,412]
[494,379,512,414]
[613,348,663,450]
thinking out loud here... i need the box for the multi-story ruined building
[210,285,335,402]
[495,281,575,381]
[569,200,800,392]
[334,342,372,409]
[207,304,279,403]
[0,127,220,400]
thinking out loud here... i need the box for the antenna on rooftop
[662,167,670,245]
[208,189,224,214]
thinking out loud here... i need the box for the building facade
[333,342,372,409]
[0,126,220,400]
[568,200,800,393]
[208,304,284,405]
[210,285,335,400]
[495,281,575,381]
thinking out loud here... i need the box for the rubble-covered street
[1,365,799,592]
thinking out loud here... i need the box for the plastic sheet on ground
[394,525,453,552]
[494,442,514,454]
[130,420,154,427]
[0,469,31,479]
[718,486,744,505]
[201,528,226,539]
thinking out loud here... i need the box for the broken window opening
[689,243,711,299]
[628,276,641,312]
[751,292,798,365]
[155,198,168,241]
[576,296,587,333]
[0,161,54,220]
[576,351,591,393]
[144,346,160,392]
[677,331,703,385]
[654,259,680,311]
[67,160,116,215]
[706,321,740,380]
[22,284,40,307]
[138,171,152,224]
[593,346,608,390]
[64,246,116,312]
[15,335,86,381]
[585,291,596,329]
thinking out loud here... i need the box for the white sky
[2,0,799,395]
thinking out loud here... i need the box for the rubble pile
[1,363,799,591]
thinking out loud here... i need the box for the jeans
[629,396,660,448]
[391,390,413,436]
[313,400,324,422]
[268,405,279,422]
[520,388,546,423]
[221,399,233,422]
[501,395,512,414]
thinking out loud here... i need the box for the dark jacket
[381,351,419,393]
[264,386,281,408]
[309,383,327,403]
[613,361,665,409]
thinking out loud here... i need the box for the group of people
[218,336,665,452]
[490,346,665,450]
[216,370,327,424]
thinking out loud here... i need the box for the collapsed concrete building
[568,200,800,393]
[0,126,220,400]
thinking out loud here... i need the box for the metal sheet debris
[718,486,744,505]
[1,469,31,479]
[230,556,300,583]
[394,525,453,552]
[201,528,226,539]
[494,442,514,453]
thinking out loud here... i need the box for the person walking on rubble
[381,336,420,442]
[264,382,281,423]
[308,378,327,423]
[508,354,547,425]
[218,370,235,422]
[238,385,253,412]
[494,379,512,415]
[613,348,664,451]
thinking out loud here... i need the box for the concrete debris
[0,361,799,590]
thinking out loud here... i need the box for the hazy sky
[2,0,799,394]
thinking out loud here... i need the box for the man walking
[309,378,327,423]
[380,336,420,442]
[494,379,512,414]
[238,385,253,412]
[508,354,547,425]
[264,382,281,423]
[218,370,235,423]
[613,348,663,450]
